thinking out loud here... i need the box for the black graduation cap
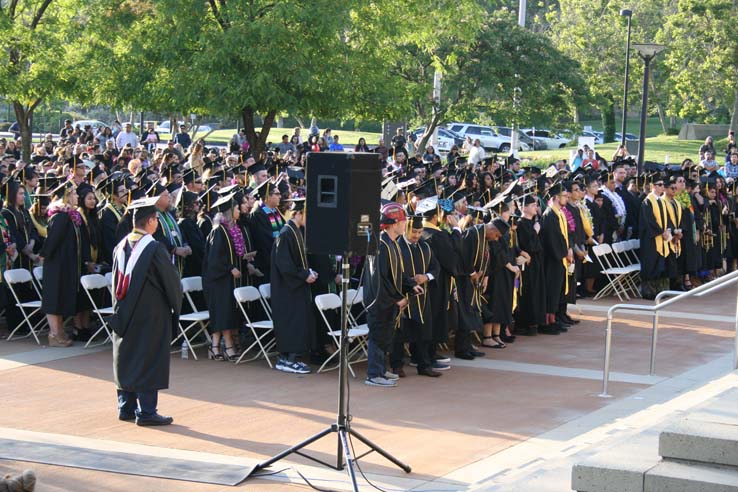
[412,178,437,199]
[251,179,278,199]
[128,196,159,222]
[416,196,439,217]
[210,193,236,213]
[288,197,306,212]
[248,161,267,175]
[49,179,76,201]
[198,183,219,212]
[440,184,460,201]
[410,214,424,229]
[286,166,305,185]
[491,218,510,235]
[146,181,167,197]
[548,182,564,197]
[218,183,240,195]
[36,175,59,193]
[182,169,198,185]
[30,192,51,207]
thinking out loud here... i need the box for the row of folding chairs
[592,239,641,301]
[314,288,369,377]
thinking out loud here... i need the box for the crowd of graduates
[0,123,735,385]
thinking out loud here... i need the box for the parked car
[521,128,569,150]
[494,126,536,151]
[411,127,464,152]
[579,130,603,144]
[446,122,510,152]
[155,121,216,134]
[72,120,109,131]
[615,132,639,141]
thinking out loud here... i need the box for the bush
[665,128,680,136]
[0,122,10,132]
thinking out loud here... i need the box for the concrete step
[571,437,661,492]
[644,461,738,492]
[660,419,738,467]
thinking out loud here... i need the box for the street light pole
[633,43,666,174]
[620,9,633,148]
[510,0,526,158]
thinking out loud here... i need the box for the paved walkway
[0,287,735,491]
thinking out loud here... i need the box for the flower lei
[675,191,692,212]
[48,205,82,227]
[226,222,246,258]
[578,201,594,229]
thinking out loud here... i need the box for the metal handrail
[599,269,738,397]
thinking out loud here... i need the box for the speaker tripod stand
[250,256,411,491]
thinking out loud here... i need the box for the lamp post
[633,43,666,174]
[619,9,633,148]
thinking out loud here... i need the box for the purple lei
[48,205,82,227]
[226,223,246,258]
[561,205,576,232]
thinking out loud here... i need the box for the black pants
[117,389,158,418]
[390,331,431,371]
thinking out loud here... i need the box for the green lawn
[163,128,383,146]
[579,116,667,139]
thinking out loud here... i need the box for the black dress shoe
[538,325,560,335]
[561,314,580,325]
[417,368,442,377]
[455,352,475,360]
[554,323,568,332]
[118,411,136,422]
[470,349,486,357]
[135,413,174,426]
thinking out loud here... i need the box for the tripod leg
[338,429,360,492]
[348,427,412,473]
[254,426,334,472]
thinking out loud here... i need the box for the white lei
[600,187,627,224]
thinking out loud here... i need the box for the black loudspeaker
[305,152,381,255]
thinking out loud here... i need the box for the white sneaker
[434,356,451,364]
[275,359,311,374]
[365,376,397,387]
[384,371,400,380]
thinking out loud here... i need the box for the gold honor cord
[554,207,570,295]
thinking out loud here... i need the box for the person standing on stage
[515,195,546,336]
[639,175,670,299]
[111,196,183,426]
[364,202,421,388]
[271,197,316,374]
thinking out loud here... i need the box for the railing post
[650,309,659,376]
[599,314,614,398]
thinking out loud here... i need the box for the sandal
[223,346,241,362]
[208,345,224,361]
[480,336,506,349]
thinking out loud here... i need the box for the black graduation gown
[565,203,585,304]
[704,201,723,269]
[270,220,315,354]
[112,240,182,392]
[3,207,38,271]
[251,206,285,284]
[154,209,186,275]
[488,233,514,325]
[679,196,701,274]
[516,217,546,326]
[202,224,242,333]
[616,186,640,238]
[239,216,257,286]
[197,214,213,242]
[364,232,415,351]
[398,237,439,342]
[76,211,98,312]
[115,211,133,243]
[599,195,620,244]
[639,196,667,280]
[178,217,205,278]
[421,224,461,343]
[100,204,123,266]
[541,207,568,314]
[584,198,602,279]
[456,224,489,332]
[40,212,81,317]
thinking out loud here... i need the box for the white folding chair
[3,269,46,344]
[258,283,272,318]
[339,287,369,356]
[626,239,641,266]
[32,266,43,293]
[314,293,369,377]
[80,274,115,348]
[171,276,210,360]
[233,286,275,367]
[104,272,114,297]
[611,241,641,298]
[592,243,633,301]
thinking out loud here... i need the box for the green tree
[0,0,80,160]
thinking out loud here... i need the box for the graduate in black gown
[677,178,702,289]
[176,190,206,279]
[111,196,182,426]
[197,183,217,240]
[98,176,127,266]
[202,193,246,361]
[639,176,669,299]
[250,180,284,284]
[420,197,460,368]
[271,197,316,374]
[515,195,546,335]
[455,219,490,360]
[3,180,40,270]
[40,181,82,347]
[363,202,420,387]
[149,183,191,276]
[540,182,571,334]
[391,215,442,377]
[75,185,103,340]
[582,176,603,296]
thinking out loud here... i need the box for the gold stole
[553,206,570,295]
[646,193,669,257]
[665,199,682,256]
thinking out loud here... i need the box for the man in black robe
[562,180,586,326]
[250,180,284,284]
[363,202,420,388]
[455,219,489,359]
[271,198,316,374]
[98,176,127,266]
[515,196,546,335]
[391,215,442,378]
[614,164,639,239]
[540,183,572,334]
[639,176,670,299]
[176,191,206,279]
[111,196,182,426]
[149,183,191,275]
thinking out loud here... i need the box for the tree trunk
[417,111,443,157]
[649,71,668,134]
[242,107,277,158]
[295,116,306,129]
[13,101,33,162]
[730,90,738,134]
[601,100,616,144]
[573,106,581,125]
